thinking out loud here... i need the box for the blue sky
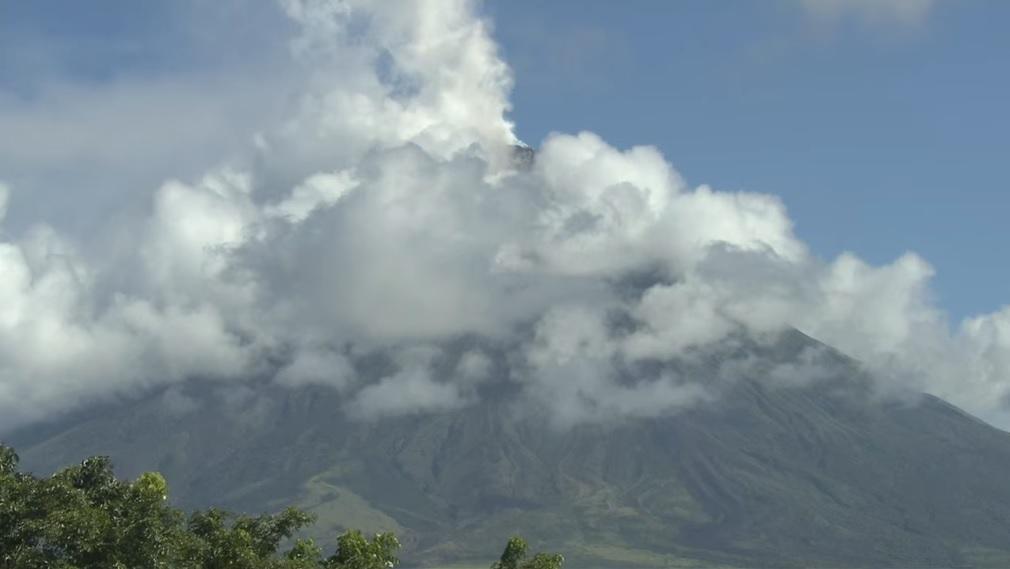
[487,0,1010,322]
[1,0,1007,321]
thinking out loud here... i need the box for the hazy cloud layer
[1,0,1006,432]
[799,0,935,27]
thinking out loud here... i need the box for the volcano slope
[11,330,1010,568]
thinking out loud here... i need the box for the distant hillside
[13,330,1010,568]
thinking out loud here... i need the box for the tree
[1,449,194,569]
[0,444,558,569]
[491,536,564,569]
[0,444,316,569]
[325,529,400,569]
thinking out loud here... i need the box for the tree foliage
[491,536,564,569]
[0,445,560,569]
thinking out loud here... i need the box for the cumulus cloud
[0,0,1007,433]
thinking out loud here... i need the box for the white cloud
[456,350,493,384]
[520,304,711,427]
[264,170,358,222]
[275,347,356,389]
[2,0,1010,433]
[349,346,465,418]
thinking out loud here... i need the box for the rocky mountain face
[11,330,1010,568]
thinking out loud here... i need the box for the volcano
[11,329,1010,568]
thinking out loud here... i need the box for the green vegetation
[0,445,560,569]
[489,536,563,569]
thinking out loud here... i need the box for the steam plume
[1,0,1008,432]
